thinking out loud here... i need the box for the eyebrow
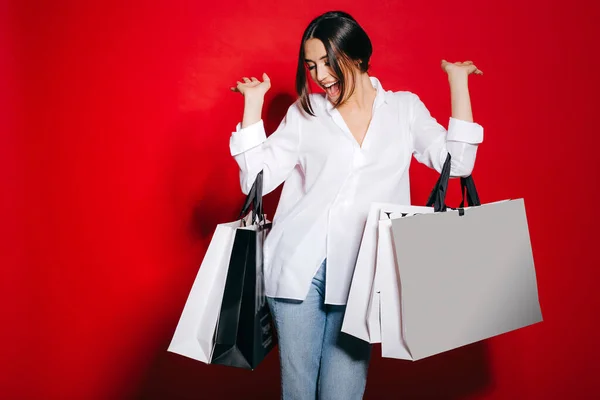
[304,55,328,63]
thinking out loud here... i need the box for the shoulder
[388,90,421,107]
[386,91,429,122]
[370,77,420,108]
[278,94,327,124]
[287,93,328,119]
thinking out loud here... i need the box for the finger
[464,60,473,64]
[236,81,243,86]
[263,72,270,82]
[242,77,251,83]
[251,76,259,82]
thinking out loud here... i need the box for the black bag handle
[459,175,481,208]
[425,152,453,212]
[425,153,481,212]
[238,171,264,225]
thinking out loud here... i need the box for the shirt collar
[325,76,387,115]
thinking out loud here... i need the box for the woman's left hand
[441,60,483,78]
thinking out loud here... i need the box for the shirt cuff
[446,117,484,144]
[229,119,267,156]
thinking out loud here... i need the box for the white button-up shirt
[230,77,483,304]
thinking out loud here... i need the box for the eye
[307,65,316,71]
[324,61,330,66]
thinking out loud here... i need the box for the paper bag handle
[425,153,481,212]
[238,170,264,225]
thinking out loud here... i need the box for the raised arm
[410,60,484,177]
[229,73,301,195]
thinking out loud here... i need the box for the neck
[339,73,376,112]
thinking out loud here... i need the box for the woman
[229,10,483,400]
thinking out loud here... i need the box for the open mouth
[322,81,340,98]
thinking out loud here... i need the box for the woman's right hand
[230,73,271,101]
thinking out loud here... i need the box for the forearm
[448,73,473,123]
[242,97,264,129]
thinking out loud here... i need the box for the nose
[316,64,328,82]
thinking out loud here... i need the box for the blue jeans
[267,259,371,400]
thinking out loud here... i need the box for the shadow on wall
[188,92,296,240]
[133,91,492,399]
[132,92,294,400]
[134,334,492,399]
[365,341,492,399]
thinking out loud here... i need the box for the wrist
[242,96,264,129]
[447,70,469,85]
[244,94,265,107]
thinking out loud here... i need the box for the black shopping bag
[211,171,277,370]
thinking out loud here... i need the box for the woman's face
[304,38,352,102]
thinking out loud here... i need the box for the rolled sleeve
[446,117,484,144]
[229,119,267,156]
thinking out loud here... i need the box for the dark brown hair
[296,11,372,116]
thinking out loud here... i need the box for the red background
[3,0,600,398]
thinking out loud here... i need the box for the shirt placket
[324,111,372,303]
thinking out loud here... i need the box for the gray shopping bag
[388,155,543,361]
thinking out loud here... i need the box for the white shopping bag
[167,217,245,363]
[342,203,432,344]
[378,210,430,359]
[169,171,271,365]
